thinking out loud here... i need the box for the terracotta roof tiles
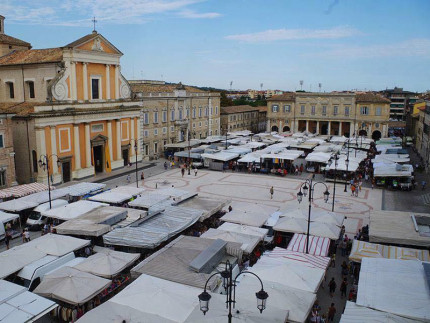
[0,34,31,47]
[267,92,296,101]
[130,82,205,93]
[221,105,260,114]
[0,48,63,66]
[356,92,391,103]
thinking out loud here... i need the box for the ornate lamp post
[297,178,330,254]
[198,260,268,323]
[344,139,350,192]
[38,155,61,209]
[331,154,339,212]
[128,139,140,188]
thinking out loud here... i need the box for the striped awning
[0,183,53,200]
[286,233,330,257]
[264,247,330,270]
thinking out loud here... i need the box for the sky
[2,0,430,92]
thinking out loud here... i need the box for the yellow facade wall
[109,65,116,99]
[76,40,118,54]
[79,124,87,168]
[87,63,107,100]
[112,121,118,161]
[76,63,84,101]
[413,102,426,115]
[44,127,52,175]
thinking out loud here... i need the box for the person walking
[270,186,274,199]
[194,168,198,176]
[164,161,168,170]
[140,171,144,185]
[4,231,11,250]
[328,278,336,298]
[340,239,346,257]
[422,180,427,190]
[327,303,336,322]
[350,184,356,196]
[340,278,348,299]
[126,174,131,184]
[181,167,185,177]
[23,229,30,243]
[330,253,336,268]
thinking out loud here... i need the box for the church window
[91,78,100,99]
[27,81,35,98]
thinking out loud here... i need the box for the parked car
[400,178,414,191]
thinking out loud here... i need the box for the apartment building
[220,105,266,134]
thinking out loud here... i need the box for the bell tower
[0,15,5,34]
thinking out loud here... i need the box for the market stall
[42,200,106,221]
[263,247,330,270]
[274,217,341,240]
[0,183,52,201]
[217,222,269,241]
[286,233,330,257]
[201,228,261,254]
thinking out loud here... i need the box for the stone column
[115,65,120,99]
[50,126,58,175]
[105,64,111,100]
[316,121,320,134]
[305,120,309,132]
[85,123,91,168]
[328,121,331,135]
[339,122,343,136]
[116,119,122,160]
[83,63,88,100]
[279,120,283,132]
[266,120,270,132]
[130,117,135,156]
[73,124,81,170]
[71,62,77,100]
[107,121,113,162]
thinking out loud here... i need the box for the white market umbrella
[0,246,46,279]
[33,233,90,256]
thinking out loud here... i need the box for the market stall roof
[274,217,341,240]
[373,163,413,177]
[173,151,202,159]
[330,135,348,143]
[349,239,430,263]
[74,247,139,278]
[19,188,70,204]
[237,152,264,163]
[128,192,171,209]
[313,144,342,153]
[279,208,344,227]
[103,205,203,248]
[174,196,229,221]
[242,141,266,149]
[0,280,58,323]
[369,211,430,247]
[0,210,19,224]
[224,147,252,156]
[356,258,430,322]
[263,247,330,270]
[372,154,410,164]
[0,183,52,200]
[165,139,200,149]
[217,222,269,241]
[221,208,270,227]
[340,301,418,323]
[130,235,241,290]
[201,228,260,254]
[64,182,106,197]
[34,266,111,306]
[55,206,128,237]
[0,199,39,212]
[42,200,106,220]
[305,152,332,164]
[250,258,325,293]
[260,150,303,161]
[88,186,145,204]
[155,188,194,200]
[289,142,319,150]
[201,151,239,162]
[327,155,360,172]
[236,274,316,323]
[0,234,90,279]
[287,233,330,257]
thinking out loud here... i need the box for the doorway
[122,147,129,166]
[93,145,104,173]
[61,161,71,183]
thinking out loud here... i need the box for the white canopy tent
[372,154,410,164]
[201,152,239,162]
[287,233,330,257]
[263,247,330,270]
[42,200,106,221]
[221,210,270,227]
[260,150,303,161]
[373,163,413,177]
[74,248,140,278]
[0,210,19,224]
[340,301,419,323]
[217,222,268,241]
[0,280,58,323]
[274,217,341,240]
[356,258,430,321]
[279,208,344,227]
[88,186,145,204]
[34,266,111,306]
[305,152,332,164]
[200,228,260,254]
[0,199,39,212]
[128,193,170,209]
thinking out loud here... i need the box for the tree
[220,92,233,107]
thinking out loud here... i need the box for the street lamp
[297,178,330,254]
[38,154,61,209]
[331,154,339,212]
[198,260,268,322]
[128,139,140,188]
[344,138,351,192]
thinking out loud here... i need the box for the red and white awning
[265,247,330,270]
[0,183,53,200]
[287,233,330,257]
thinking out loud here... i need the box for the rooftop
[130,82,206,94]
[0,33,31,48]
[221,105,260,114]
[267,92,296,101]
[0,48,63,66]
[356,92,391,103]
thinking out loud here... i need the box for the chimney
[0,15,5,35]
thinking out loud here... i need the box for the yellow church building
[0,16,142,184]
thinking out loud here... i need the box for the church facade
[0,16,142,184]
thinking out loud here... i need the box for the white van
[15,252,76,291]
[26,199,69,230]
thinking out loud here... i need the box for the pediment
[91,134,108,142]
[64,33,123,55]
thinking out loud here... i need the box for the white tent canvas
[274,217,340,240]
[356,258,430,321]
[42,200,106,220]
[218,223,268,241]
[200,228,260,254]
[263,247,331,270]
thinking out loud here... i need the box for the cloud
[308,38,430,58]
[2,0,220,26]
[178,9,221,19]
[225,26,360,43]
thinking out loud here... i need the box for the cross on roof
[92,17,97,32]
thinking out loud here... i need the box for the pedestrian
[270,186,274,199]
[181,167,185,177]
[4,231,11,250]
[340,239,346,257]
[350,184,356,196]
[194,168,198,176]
[164,161,168,170]
[43,223,49,235]
[228,205,232,212]
[341,261,348,279]
[330,253,336,268]
[422,180,426,190]
[328,278,336,298]
[140,171,144,185]
[300,164,303,175]
[23,229,30,243]
[327,303,336,322]
[126,174,131,183]
[340,278,348,298]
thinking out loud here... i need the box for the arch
[358,129,367,137]
[271,125,279,132]
[320,124,328,135]
[372,130,382,141]
[283,126,290,132]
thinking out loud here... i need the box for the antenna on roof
[318,83,322,92]
[92,17,97,33]
[300,80,303,91]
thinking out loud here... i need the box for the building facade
[266,92,390,140]
[0,114,16,187]
[130,80,220,159]
[0,18,141,184]
[413,100,430,165]
[220,105,266,134]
